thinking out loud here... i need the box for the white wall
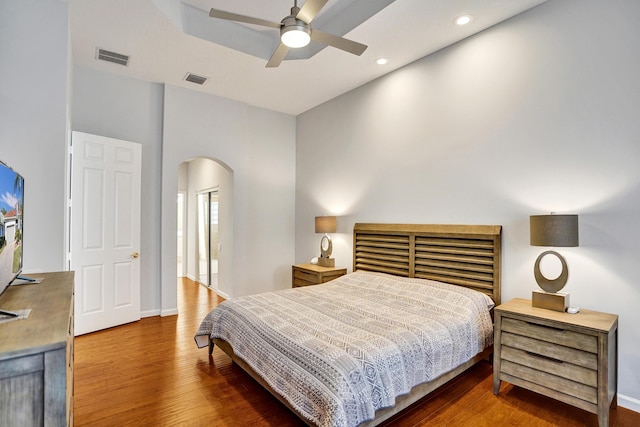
[0,0,69,274]
[296,0,640,409]
[161,85,296,312]
[72,66,164,315]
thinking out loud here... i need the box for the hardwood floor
[74,278,639,426]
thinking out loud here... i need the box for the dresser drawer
[0,272,75,426]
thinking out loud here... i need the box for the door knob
[131,251,140,259]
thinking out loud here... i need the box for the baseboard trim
[161,308,179,317]
[216,289,229,299]
[140,309,160,318]
[619,394,640,413]
[141,309,179,318]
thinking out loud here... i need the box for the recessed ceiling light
[454,15,473,26]
[375,57,388,65]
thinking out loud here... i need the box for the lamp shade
[530,214,579,247]
[315,216,336,234]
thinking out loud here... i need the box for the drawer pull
[525,321,565,332]
[526,351,564,364]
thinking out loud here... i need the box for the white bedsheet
[195,271,494,427]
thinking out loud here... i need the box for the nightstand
[493,298,618,427]
[292,264,347,288]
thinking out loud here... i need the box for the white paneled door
[70,132,141,336]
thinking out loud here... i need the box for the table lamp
[315,216,336,267]
[530,214,579,312]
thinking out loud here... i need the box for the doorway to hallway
[176,157,232,298]
[197,189,219,290]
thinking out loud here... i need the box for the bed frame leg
[208,338,215,355]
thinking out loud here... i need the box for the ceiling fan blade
[296,0,328,24]
[266,43,290,68]
[209,8,281,29]
[311,30,368,56]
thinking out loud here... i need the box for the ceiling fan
[209,0,368,68]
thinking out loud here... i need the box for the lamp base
[317,257,335,267]
[532,289,570,312]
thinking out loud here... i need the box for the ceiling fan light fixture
[281,18,311,48]
[208,0,367,67]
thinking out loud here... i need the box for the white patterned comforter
[195,271,494,427]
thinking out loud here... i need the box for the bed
[195,223,502,426]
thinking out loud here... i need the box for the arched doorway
[177,158,233,296]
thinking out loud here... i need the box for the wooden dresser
[493,298,617,427]
[292,264,346,288]
[0,271,75,427]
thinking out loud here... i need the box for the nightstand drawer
[500,360,597,404]
[501,317,597,353]
[293,268,322,286]
[501,346,597,387]
[292,264,347,288]
[501,331,597,370]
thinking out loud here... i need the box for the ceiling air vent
[96,48,129,66]
[184,73,208,85]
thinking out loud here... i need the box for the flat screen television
[0,160,24,317]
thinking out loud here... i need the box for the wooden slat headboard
[353,223,502,304]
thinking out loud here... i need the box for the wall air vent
[184,73,208,85]
[96,48,129,66]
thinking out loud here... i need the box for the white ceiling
[70,0,547,116]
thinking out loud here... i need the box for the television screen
[0,160,24,302]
